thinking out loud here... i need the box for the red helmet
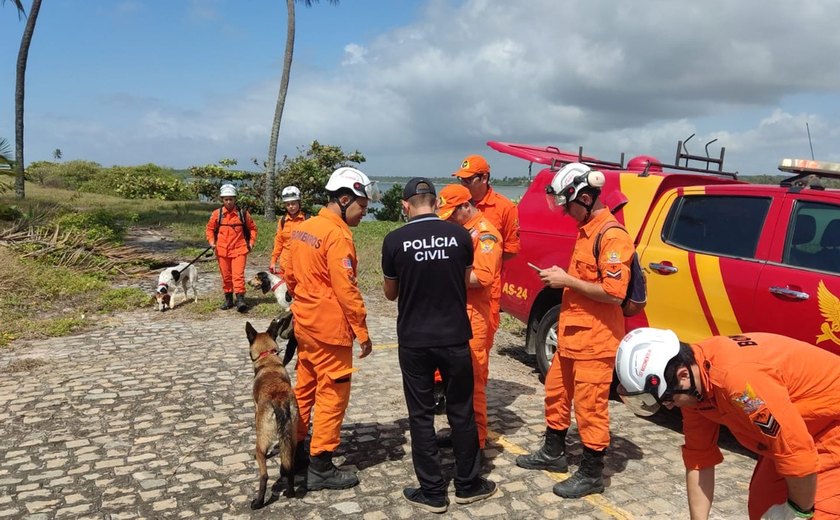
[627,155,662,173]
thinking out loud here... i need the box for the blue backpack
[593,221,647,317]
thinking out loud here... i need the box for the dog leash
[170,245,214,282]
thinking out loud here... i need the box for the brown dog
[246,319,299,509]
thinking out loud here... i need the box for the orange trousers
[293,327,355,456]
[544,352,614,451]
[747,424,840,519]
[216,254,247,294]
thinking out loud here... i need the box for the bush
[0,204,22,221]
[370,183,405,222]
[53,209,138,243]
[81,164,193,200]
[190,142,367,216]
[27,160,103,189]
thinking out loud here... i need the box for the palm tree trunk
[265,0,297,220]
[14,0,42,200]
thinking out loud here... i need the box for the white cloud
[20,0,840,176]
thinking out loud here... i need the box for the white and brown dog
[154,262,198,311]
[248,271,291,311]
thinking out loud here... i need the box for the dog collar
[256,350,277,361]
[270,280,284,292]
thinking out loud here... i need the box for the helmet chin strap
[338,195,357,223]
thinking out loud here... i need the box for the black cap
[402,177,436,200]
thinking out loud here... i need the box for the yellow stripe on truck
[693,254,742,336]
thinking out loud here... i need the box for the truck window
[663,195,771,259]
[784,201,840,275]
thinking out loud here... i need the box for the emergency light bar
[778,158,840,177]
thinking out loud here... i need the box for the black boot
[220,293,234,310]
[306,451,359,490]
[515,427,568,472]
[552,446,605,498]
[236,293,248,313]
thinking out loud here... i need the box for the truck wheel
[535,304,560,377]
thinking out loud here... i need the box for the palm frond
[2,0,27,19]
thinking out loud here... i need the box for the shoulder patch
[479,234,497,253]
[731,383,765,414]
[606,251,621,264]
[751,409,780,438]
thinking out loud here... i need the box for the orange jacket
[557,210,633,360]
[681,333,840,478]
[205,206,257,258]
[463,212,503,318]
[270,211,308,273]
[285,208,369,346]
[474,186,520,256]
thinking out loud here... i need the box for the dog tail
[273,400,297,474]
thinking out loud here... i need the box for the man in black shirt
[382,178,498,514]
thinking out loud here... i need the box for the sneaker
[455,477,497,504]
[403,487,448,514]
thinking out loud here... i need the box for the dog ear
[245,321,258,345]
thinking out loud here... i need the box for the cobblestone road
[0,266,757,519]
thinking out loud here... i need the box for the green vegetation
[370,183,404,222]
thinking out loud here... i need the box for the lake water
[374,182,527,204]
[367,182,528,220]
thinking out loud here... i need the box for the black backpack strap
[239,208,251,248]
[213,207,223,243]
[593,221,627,280]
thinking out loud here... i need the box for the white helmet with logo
[220,183,237,197]
[546,162,606,208]
[325,167,382,202]
[281,185,301,202]
[615,327,681,417]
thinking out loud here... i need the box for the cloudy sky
[2,0,840,178]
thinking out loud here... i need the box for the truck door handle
[769,286,810,300]
[649,262,678,275]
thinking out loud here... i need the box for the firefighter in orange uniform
[452,154,520,334]
[515,163,635,499]
[285,167,380,491]
[269,185,309,276]
[616,328,840,520]
[205,183,257,313]
[437,184,502,450]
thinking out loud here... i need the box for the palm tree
[264,0,338,219]
[4,0,43,200]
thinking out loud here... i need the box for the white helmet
[614,327,681,417]
[545,162,606,208]
[325,167,382,202]
[220,183,237,197]
[281,185,301,202]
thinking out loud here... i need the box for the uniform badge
[342,258,353,270]
[605,269,622,279]
[751,408,780,438]
[479,233,497,253]
[607,251,621,264]
[731,383,764,414]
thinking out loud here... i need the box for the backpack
[593,221,647,317]
[214,206,252,250]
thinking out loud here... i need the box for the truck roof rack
[548,146,625,172]
[778,158,840,189]
[659,134,738,179]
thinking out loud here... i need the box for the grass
[0,183,423,346]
